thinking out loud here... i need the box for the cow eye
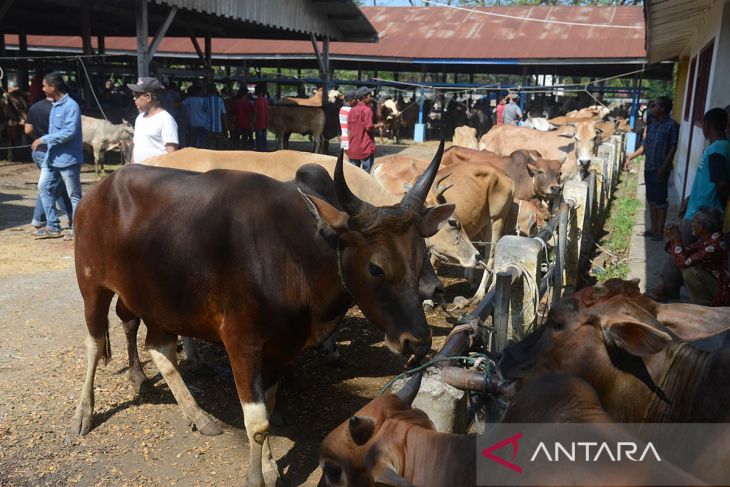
[537,169,545,175]
[324,462,342,481]
[448,218,460,229]
[369,262,385,278]
[549,320,565,331]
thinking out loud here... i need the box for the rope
[77,57,109,121]
[0,143,32,150]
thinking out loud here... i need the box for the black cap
[127,77,165,93]
[355,86,373,99]
[344,91,357,101]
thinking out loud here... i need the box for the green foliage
[592,158,642,283]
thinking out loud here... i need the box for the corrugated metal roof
[4,6,645,62]
[644,0,718,63]
[0,0,377,42]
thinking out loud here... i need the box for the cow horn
[395,372,423,405]
[334,149,367,215]
[401,139,444,210]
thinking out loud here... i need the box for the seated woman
[665,206,729,306]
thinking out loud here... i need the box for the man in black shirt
[25,96,71,235]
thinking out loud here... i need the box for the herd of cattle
[10,86,723,485]
[65,110,730,487]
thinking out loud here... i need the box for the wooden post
[135,0,149,77]
[18,32,28,91]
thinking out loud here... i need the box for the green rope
[379,353,495,396]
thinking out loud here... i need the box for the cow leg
[181,336,203,370]
[116,299,147,394]
[92,147,101,176]
[146,335,222,436]
[71,288,114,436]
[261,382,284,483]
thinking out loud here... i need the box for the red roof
[4,6,645,61]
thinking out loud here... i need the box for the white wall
[672,1,729,202]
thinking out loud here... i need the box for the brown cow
[71,149,454,486]
[501,373,706,486]
[279,87,323,106]
[479,122,601,180]
[372,154,516,301]
[441,146,561,201]
[0,91,28,161]
[144,148,480,269]
[318,376,475,487]
[268,105,325,153]
[498,279,730,423]
[452,125,478,149]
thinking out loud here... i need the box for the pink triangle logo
[481,432,523,474]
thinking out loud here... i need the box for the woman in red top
[231,89,254,149]
[664,206,729,306]
[495,96,507,125]
[253,84,269,152]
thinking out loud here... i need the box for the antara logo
[530,442,662,463]
[482,434,662,474]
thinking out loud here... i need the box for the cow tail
[103,328,112,365]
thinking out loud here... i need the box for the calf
[81,115,134,174]
[71,148,454,486]
[318,377,475,487]
[440,146,561,202]
[479,122,601,180]
[498,279,730,423]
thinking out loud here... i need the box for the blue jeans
[255,129,267,152]
[349,155,374,173]
[38,163,82,232]
[32,150,71,227]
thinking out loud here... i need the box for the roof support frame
[135,0,177,78]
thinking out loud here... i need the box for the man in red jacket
[346,86,383,172]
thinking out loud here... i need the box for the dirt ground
[0,141,475,486]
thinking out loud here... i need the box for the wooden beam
[81,0,93,55]
[189,36,205,64]
[204,36,212,68]
[135,0,149,77]
[148,6,177,59]
[97,35,105,55]
[310,34,327,79]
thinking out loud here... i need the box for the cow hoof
[422,299,435,311]
[195,418,223,436]
[129,370,147,395]
[69,414,93,436]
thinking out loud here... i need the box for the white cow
[82,116,134,174]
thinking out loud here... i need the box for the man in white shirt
[127,77,178,164]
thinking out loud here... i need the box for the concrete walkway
[628,160,683,294]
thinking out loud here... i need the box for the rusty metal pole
[492,270,512,353]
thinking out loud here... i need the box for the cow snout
[578,158,592,167]
[548,184,562,195]
[401,334,432,361]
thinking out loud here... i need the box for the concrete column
[392,367,467,433]
[493,236,543,340]
[563,179,589,288]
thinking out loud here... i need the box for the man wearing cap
[347,86,383,172]
[338,91,357,155]
[31,72,83,240]
[128,77,179,164]
[503,94,522,126]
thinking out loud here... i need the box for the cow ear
[419,204,455,238]
[371,461,414,487]
[602,314,672,356]
[526,162,537,176]
[299,190,350,234]
[348,416,376,446]
[656,304,730,341]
